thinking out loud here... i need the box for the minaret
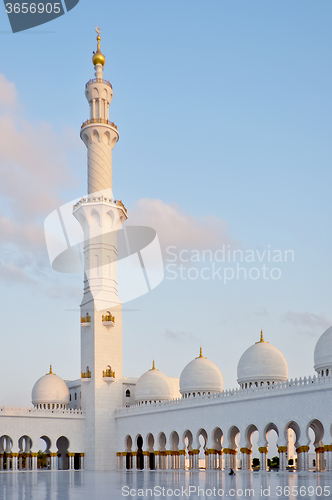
[73,28,127,471]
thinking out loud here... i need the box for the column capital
[278,446,287,453]
[258,447,268,454]
[240,447,252,454]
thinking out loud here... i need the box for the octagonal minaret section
[80,29,119,196]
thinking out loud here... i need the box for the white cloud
[164,329,198,342]
[282,310,331,337]
[0,74,80,285]
[127,198,236,255]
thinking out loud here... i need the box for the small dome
[31,365,70,409]
[237,331,288,387]
[179,348,223,397]
[135,361,172,403]
[314,326,332,374]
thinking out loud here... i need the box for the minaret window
[126,390,130,397]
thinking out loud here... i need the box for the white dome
[179,349,223,396]
[135,362,172,403]
[31,366,70,408]
[237,332,288,387]
[314,326,332,373]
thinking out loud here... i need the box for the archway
[243,424,258,470]
[284,421,300,469]
[38,436,51,469]
[136,435,144,470]
[170,431,180,469]
[56,436,69,470]
[197,428,208,469]
[0,435,13,470]
[263,423,279,470]
[307,419,325,471]
[158,432,167,469]
[183,430,193,469]
[146,433,155,470]
[125,435,132,469]
[226,426,240,470]
[18,435,32,470]
[211,427,223,469]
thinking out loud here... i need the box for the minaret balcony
[81,370,91,381]
[73,197,127,216]
[81,118,118,131]
[102,367,115,383]
[81,315,91,327]
[86,78,112,89]
[102,314,115,327]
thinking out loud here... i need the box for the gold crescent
[95,27,102,35]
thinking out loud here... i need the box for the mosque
[1,29,332,474]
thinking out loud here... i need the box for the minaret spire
[92,27,105,78]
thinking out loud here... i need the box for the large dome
[237,331,288,388]
[314,326,332,375]
[179,348,223,397]
[135,361,172,403]
[31,366,70,409]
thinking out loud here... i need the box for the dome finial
[49,364,52,374]
[92,27,106,67]
[256,330,268,344]
[196,347,206,359]
[152,360,155,370]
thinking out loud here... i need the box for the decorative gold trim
[92,27,106,67]
[102,367,115,378]
[258,447,268,454]
[296,446,309,453]
[240,447,252,454]
[149,360,158,371]
[256,330,268,344]
[102,314,115,323]
[196,347,206,359]
[278,446,287,453]
[81,315,91,323]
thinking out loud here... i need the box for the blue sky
[0,1,332,409]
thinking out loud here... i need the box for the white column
[259,448,268,471]
[180,452,185,469]
[79,453,84,470]
[132,454,137,470]
[31,453,38,470]
[12,453,18,471]
[144,453,148,470]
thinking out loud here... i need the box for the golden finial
[150,360,158,371]
[256,330,268,344]
[92,27,106,67]
[196,347,206,359]
[49,365,53,374]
